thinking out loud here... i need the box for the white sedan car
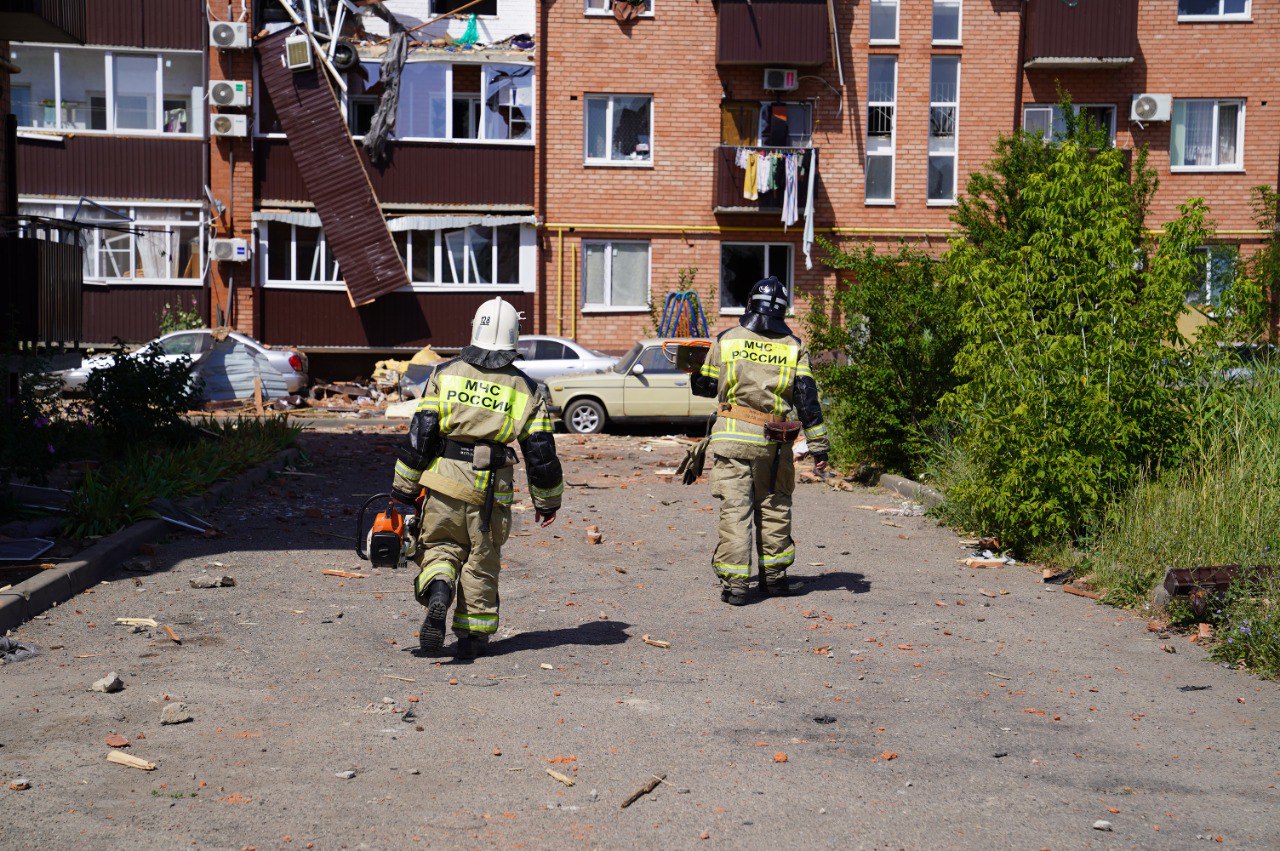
[59,329,308,393]
[515,336,618,382]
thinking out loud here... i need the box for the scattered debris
[382,675,416,683]
[189,575,236,589]
[336,770,357,780]
[162,625,181,645]
[879,751,899,761]
[8,778,31,791]
[620,774,667,809]
[1093,820,1113,832]
[540,663,554,670]
[115,617,159,628]
[1178,685,1211,692]
[91,672,125,693]
[104,733,129,748]
[773,752,788,763]
[642,635,671,649]
[0,537,54,562]
[323,569,367,579]
[979,589,999,598]
[963,557,1007,569]
[121,557,157,573]
[107,750,155,771]
[0,637,40,663]
[546,768,576,786]
[160,702,193,725]
[813,715,836,725]
[1063,585,1103,601]
[586,525,603,545]
[1198,623,1214,641]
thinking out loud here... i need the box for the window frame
[1170,98,1245,172]
[584,0,654,17]
[1186,244,1238,312]
[580,239,652,312]
[932,0,963,45]
[1177,0,1251,22]
[927,55,960,206]
[259,220,535,293]
[868,0,900,45]
[583,93,655,168]
[11,43,204,138]
[718,242,794,316]
[864,54,898,206]
[1021,102,1118,145]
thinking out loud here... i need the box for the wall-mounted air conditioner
[210,237,250,262]
[1130,93,1172,123]
[210,80,250,108]
[210,21,250,49]
[210,113,248,138]
[285,33,313,71]
[763,68,799,92]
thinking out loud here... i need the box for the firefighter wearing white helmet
[389,297,564,659]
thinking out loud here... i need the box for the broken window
[585,94,653,165]
[720,244,792,313]
[434,0,498,13]
[400,63,449,139]
[585,0,653,14]
[1022,103,1116,145]
[484,65,534,141]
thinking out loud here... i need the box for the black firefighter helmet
[740,276,792,336]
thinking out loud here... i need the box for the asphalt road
[1,428,1277,849]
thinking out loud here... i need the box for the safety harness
[716,404,802,493]
[441,437,517,533]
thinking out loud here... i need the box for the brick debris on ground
[0,427,1277,848]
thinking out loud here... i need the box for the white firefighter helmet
[470,297,521,353]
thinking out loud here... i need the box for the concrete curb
[879,473,945,509]
[0,446,301,635]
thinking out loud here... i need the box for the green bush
[1209,568,1280,680]
[157,297,205,336]
[806,240,962,475]
[937,114,1208,551]
[85,340,204,447]
[0,351,67,487]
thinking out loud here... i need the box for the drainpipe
[557,226,564,336]
[1013,0,1029,133]
[536,0,550,335]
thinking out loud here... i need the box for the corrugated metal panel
[0,0,87,43]
[712,145,812,213]
[255,139,535,207]
[717,0,829,67]
[256,30,411,307]
[82,284,204,344]
[0,235,83,346]
[83,0,202,49]
[259,289,534,350]
[1025,0,1138,63]
[17,135,204,200]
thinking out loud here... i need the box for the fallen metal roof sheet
[256,29,411,307]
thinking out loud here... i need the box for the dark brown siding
[255,139,535,208]
[712,145,812,213]
[259,289,534,350]
[717,0,829,67]
[85,0,203,49]
[1025,0,1138,63]
[82,284,204,344]
[0,0,87,43]
[0,235,83,346]
[17,135,204,200]
[257,29,410,306]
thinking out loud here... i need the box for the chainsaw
[355,492,421,569]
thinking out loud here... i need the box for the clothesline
[730,146,819,270]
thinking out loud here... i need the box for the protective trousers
[412,490,512,637]
[710,452,795,591]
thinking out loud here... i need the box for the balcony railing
[0,0,86,44]
[1024,0,1138,69]
[0,219,84,349]
[713,145,813,213]
[717,0,829,67]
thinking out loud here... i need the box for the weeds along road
[1,428,1277,849]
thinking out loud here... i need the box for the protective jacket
[692,326,829,461]
[391,357,564,514]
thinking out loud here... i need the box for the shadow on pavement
[406,620,633,662]
[796,571,871,596]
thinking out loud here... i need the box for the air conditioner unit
[210,237,250,263]
[210,80,249,108]
[763,68,799,92]
[210,21,250,50]
[285,33,313,71]
[210,113,248,138]
[1130,93,1173,123]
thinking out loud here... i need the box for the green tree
[806,241,962,475]
[939,111,1209,551]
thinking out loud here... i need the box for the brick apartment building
[6,0,1278,355]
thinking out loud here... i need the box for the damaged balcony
[716,0,830,67]
[713,145,813,214]
[1024,0,1138,69]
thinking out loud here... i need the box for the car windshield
[613,343,643,374]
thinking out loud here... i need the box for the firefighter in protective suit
[691,277,829,605]
[390,298,564,658]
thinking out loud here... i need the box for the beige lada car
[545,337,717,434]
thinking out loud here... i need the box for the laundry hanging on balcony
[731,146,819,269]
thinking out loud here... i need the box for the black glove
[391,489,419,509]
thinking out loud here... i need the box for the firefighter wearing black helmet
[691,277,829,605]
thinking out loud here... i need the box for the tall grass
[1083,369,1280,606]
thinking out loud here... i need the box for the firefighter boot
[760,576,805,597]
[455,632,490,660]
[419,580,452,654]
[720,587,749,606]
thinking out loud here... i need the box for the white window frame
[1187,245,1238,312]
[754,100,815,148]
[719,242,794,316]
[1021,102,1117,144]
[932,0,963,45]
[259,221,535,293]
[583,93,655,168]
[1177,0,1251,22]
[927,56,960,206]
[11,43,204,138]
[865,55,897,206]
[581,239,652,312]
[1170,98,1245,172]
[869,0,900,45]
[19,197,206,286]
[585,0,654,17]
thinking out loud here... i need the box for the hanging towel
[756,152,772,196]
[735,146,750,169]
[744,152,759,201]
[803,149,818,270]
[782,153,801,228]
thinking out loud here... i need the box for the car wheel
[564,398,606,435]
